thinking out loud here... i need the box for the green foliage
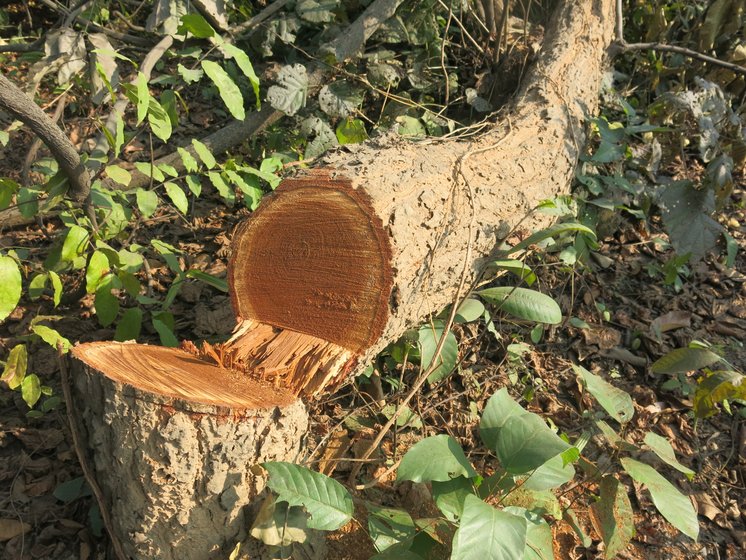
[477,287,562,325]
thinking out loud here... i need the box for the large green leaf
[1,344,27,389]
[94,275,119,327]
[479,388,526,451]
[644,432,695,480]
[115,307,143,342]
[21,373,41,407]
[521,453,575,492]
[495,413,571,474]
[201,60,245,120]
[60,225,90,266]
[488,259,537,286]
[659,181,722,262]
[589,475,636,559]
[0,255,22,321]
[221,43,260,109]
[136,188,159,218]
[502,507,553,560]
[620,458,699,540]
[177,13,215,38]
[164,182,188,214]
[477,287,561,324]
[267,64,308,116]
[418,321,458,383]
[397,434,476,483]
[651,347,722,374]
[573,365,634,424]
[508,222,596,254]
[693,370,746,418]
[147,98,173,142]
[191,138,216,169]
[105,165,131,186]
[319,81,364,117]
[366,504,416,552]
[451,495,527,560]
[135,72,149,124]
[431,476,474,522]
[31,325,71,352]
[86,250,110,294]
[262,462,353,531]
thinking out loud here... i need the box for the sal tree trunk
[69,0,615,557]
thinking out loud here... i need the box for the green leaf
[160,90,178,126]
[192,138,216,169]
[201,60,245,120]
[114,111,125,155]
[0,255,22,321]
[105,165,131,186]
[147,98,173,142]
[495,414,571,474]
[61,225,89,265]
[489,259,537,286]
[152,312,178,347]
[454,298,485,323]
[185,174,202,197]
[588,475,636,559]
[479,388,527,451]
[296,0,339,23]
[418,321,458,383]
[478,287,561,324]
[164,182,188,214]
[21,374,41,407]
[185,269,228,292]
[267,64,308,116]
[86,250,110,294]
[134,162,165,182]
[397,434,476,483]
[209,171,235,205]
[49,271,62,306]
[431,476,474,522]
[319,81,364,118]
[521,453,575,492]
[262,462,353,531]
[136,188,159,218]
[94,276,119,327]
[222,43,261,109]
[620,458,699,540]
[659,181,722,262]
[366,504,416,552]
[29,273,48,300]
[693,370,746,418]
[644,432,695,480]
[508,222,596,254]
[250,498,309,548]
[502,507,553,560]
[178,63,203,84]
[0,178,19,210]
[451,495,527,560]
[652,347,722,374]
[396,116,426,138]
[32,325,72,352]
[178,13,215,38]
[336,118,368,145]
[115,307,143,342]
[1,345,27,389]
[573,365,634,424]
[17,187,39,218]
[178,147,199,173]
[135,72,150,125]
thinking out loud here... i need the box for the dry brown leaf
[0,518,31,542]
[650,310,691,335]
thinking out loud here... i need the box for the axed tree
[5,0,617,557]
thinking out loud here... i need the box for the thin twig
[58,347,128,560]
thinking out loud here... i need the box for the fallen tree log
[69,0,616,557]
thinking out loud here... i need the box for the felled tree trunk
[225,0,617,396]
[68,0,615,557]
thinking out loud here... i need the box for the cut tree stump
[68,0,616,557]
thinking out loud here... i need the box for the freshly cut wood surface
[71,341,295,408]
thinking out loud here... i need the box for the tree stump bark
[70,343,307,560]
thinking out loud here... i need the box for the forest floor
[0,145,744,559]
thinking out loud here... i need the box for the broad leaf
[114,308,143,342]
[573,365,634,423]
[221,43,260,109]
[693,370,746,418]
[508,222,596,254]
[86,250,110,294]
[431,476,474,522]
[262,462,353,531]
[185,269,228,292]
[134,162,165,182]
[178,63,203,84]
[454,298,485,323]
[366,504,416,552]
[451,495,527,560]
[60,225,89,266]
[418,321,458,383]
[489,259,537,286]
[147,98,173,142]
[192,138,216,168]
[201,60,245,120]
[94,275,119,327]
[495,413,571,474]
[319,81,364,117]
[502,507,553,560]
[32,325,71,352]
[21,374,41,407]
[0,256,22,321]
[177,147,198,173]
[136,188,159,218]
[479,388,526,451]
[652,347,722,374]
[478,287,561,324]
[336,118,368,144]
[177,13,215,38]
[397,434,476,483]
[588,475,636,559]
[105,165,131,186]
[250,497,309,547]
[521,453,575,492]
[267,64,308,116]
[164,182,188,214]
[644,432,695,480]
[620,458,699,540]
[659,181,722,262]
[1,345,27,389]
[296,0,339,23]
[135,72,149,124]
[209,171,235,205]
[152,312,178,347]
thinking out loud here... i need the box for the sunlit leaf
[651,347,722,374]
[589,475,636,558]
[0,255,22,321]
[573,365,634,423]
[398,434,476,483]
[644,432,695,480]
[201,60,245,120]
[451,495,527,560]
[478,287,561,324]
[418,321,458,383]
[164,181,188,214]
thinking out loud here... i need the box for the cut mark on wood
[185,319,352,398]
[229,170,392,354]
[71,342,296,409]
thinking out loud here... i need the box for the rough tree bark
[68,0,616,557]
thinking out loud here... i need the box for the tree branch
[0,72,91,203]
